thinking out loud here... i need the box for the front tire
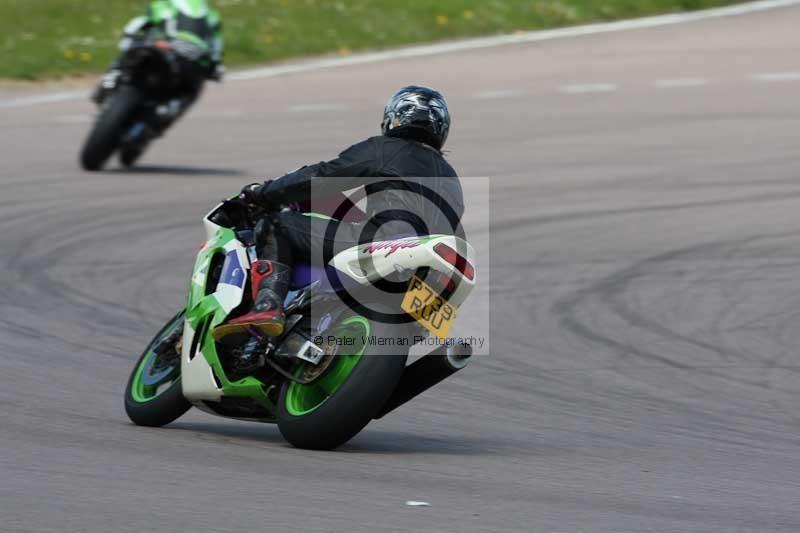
[81,85,141,171]
[277,311,408,450]
[124,311,191,427]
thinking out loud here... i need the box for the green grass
[1,0,743,80]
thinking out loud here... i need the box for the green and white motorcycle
[124,200,476,449]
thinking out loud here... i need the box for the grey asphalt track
[2,5,800,532]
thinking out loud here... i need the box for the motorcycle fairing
[327,235,476,307]
[182,223,250,402]
[181,204,476,406]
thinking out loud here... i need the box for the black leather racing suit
[253,135,464,266]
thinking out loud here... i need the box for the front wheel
[81,85,141,171]
[124,310,191,427]
[277,310,408,450]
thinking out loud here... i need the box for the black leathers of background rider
[254,136,465,265]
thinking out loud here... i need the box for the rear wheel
[81,85,141,171]
[124,311,191,427]
[119,145,145,168]
[277,310,408,450]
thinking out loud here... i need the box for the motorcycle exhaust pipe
[374,343,472,419]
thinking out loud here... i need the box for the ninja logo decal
[363,239,423,257]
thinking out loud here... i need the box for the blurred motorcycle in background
[124,198,477,450]
[81,38,200,170]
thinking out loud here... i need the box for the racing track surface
[2,5,800,532]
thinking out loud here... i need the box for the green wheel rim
[284,316,370,416]
[130,316,183,403]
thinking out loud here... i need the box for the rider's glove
[239,180,280,207]
[101,69,122,90]
[239,182,264,203]
[91,68,122,104]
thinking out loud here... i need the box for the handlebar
[216,196,287,232]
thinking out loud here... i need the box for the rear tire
[81,85,141,171]
[277,309,408,450]
[124,311,191,427]
[119,145,144,168]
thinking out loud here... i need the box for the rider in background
[92,0,224,133]
[213,86,464,342]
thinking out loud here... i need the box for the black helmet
[381,86,451,150]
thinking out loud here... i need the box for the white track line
[0,90,88,110]
[2,0,800,109]
[653,78,710,88]
[54,114,93,123]
[191,109,245,119]
[287,103,348,113]
[560,83,619,94]
[229,0,800,83]
[752,72,800,82]
[471,90,526,100]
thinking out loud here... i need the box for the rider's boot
[212,260,291,342]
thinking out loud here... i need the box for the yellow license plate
[401,275,457,339]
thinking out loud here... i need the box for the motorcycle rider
[92,0,224,137]
[213,85,464,341]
